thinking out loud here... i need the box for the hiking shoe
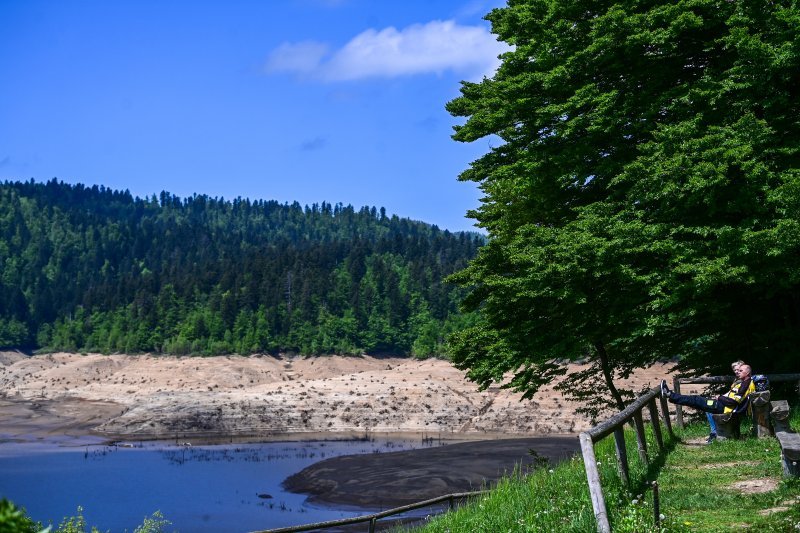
[705,433,717,444]
[660,379,671,398]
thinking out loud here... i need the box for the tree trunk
[594,341,626,411]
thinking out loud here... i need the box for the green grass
[411,408,800,532]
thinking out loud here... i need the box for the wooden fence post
[652,481,661,528]
[673,377,684,428]
[613,427,630,487]
[632,410,649,464]
[647,398,665,452]
[580,432,610,533]
[659,391,674,437]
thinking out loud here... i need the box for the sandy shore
[0,351,689,443]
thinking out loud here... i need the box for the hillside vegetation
[0,179,482,356]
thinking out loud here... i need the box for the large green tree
[447,0,800,412]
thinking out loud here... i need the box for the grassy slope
[413,409,800,532]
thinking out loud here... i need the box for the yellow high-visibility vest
[721,379,755,414]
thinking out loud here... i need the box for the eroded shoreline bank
[0,351,679,443]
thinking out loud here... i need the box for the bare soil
[728,478,779,494]
[700,461,760,469]
[759,497,800,516]
[0,351,684,442]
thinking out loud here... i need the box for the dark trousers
[668,393,724,414]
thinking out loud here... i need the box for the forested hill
[0,179,483,356]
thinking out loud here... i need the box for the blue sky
[0,0,508,232]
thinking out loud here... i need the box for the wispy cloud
[265,20,509,82]
[267,41,330,75]
[0,156,10,168]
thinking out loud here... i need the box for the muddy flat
[283,436,580,507]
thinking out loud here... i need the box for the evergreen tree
[0,179,483,356]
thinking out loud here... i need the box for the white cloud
[265,20,509,82]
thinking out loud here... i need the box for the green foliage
[132,511,170,533]
[446,0,800,405]
[0,318,28,349]
[0,180,483,356]
[0,502,172,533]
[53,507,98,533]
[0,499,42,533]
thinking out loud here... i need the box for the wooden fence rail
[673,373,800,428]
[580,387,673,533]
[251,490,489,533]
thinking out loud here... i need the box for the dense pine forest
[0,179,483,356]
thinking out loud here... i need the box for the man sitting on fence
[661,363,755,443]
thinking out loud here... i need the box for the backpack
[752,374,769,392]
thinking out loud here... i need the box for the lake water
[0,436,440,532]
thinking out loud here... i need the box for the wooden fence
[579,387,674,533]
[251,490,488,533]
[673,373,800,428]
[583,372,800,531]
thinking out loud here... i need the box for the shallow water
[0,436,439,532]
